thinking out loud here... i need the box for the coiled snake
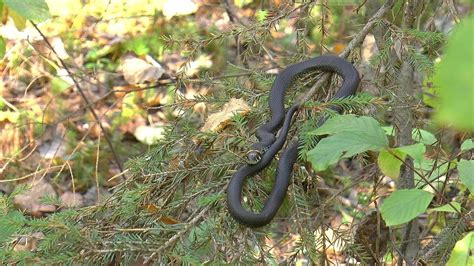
[226,55,360,227]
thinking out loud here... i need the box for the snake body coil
[227,55,360,227]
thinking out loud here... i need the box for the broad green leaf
[307,136,349,171]
[0,37,5,59]
[378,148,406,179]
[397,143,426,164]
[5,0,51,22]
[383,126,437,145]
[308,131,388,171]
[307,115,388,171]
[446,232,474,266]
[380,189,433,226]
[430,202,461,213]
[377,144,426,180]
[457,160,474,193]
[434,15,474,131]
[311,115,386,141]
[461,139,474,151]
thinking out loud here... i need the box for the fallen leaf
[332,42,346,54]
[361,34,378,62]
[60,192,84,208]
[50,37,69,59]
[200,98,250,133]
[160,216,179,224]
[121,55,164,85]
[134,125,166,145]
[179,54,213,77]
[145,203,161,214]
[12,232,45,252]
[163,0,198,19]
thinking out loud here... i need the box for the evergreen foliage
[0,1,472,264]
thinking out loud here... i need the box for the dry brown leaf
[362,34,378,62]
[159,216,179,225]
[12,232,45,252]
[332,42,346,54]
[121,55,164,85]
[145,203,161,214]
[200,98,251,133]
[0,113,22,160]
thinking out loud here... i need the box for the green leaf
[380,189,433,226]
[457,160,474,193]
[255,9,268,22]
[412,129,437,145]
[382,126,395,136]
[5,0,51,22]
[429,202,461,213]
[311,115,386,141]
[51,77,71,95]
[397,143,426,164]
[446,232,474,266]
[378,148,405,179]
[461,139,474,152]
[434,15,474,131]
[308,131,388,171]
[307,115,388,171]
[384,145,442,188]
[0,37,5,59]
[383,126,437,145]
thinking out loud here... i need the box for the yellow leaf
[200,98,250,133]
[8,9,26,30]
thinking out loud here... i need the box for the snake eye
[246,150,262,165]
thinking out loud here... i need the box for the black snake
[226,55,360,227]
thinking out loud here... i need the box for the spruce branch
[295,0,398,106]
[143,189,222,263]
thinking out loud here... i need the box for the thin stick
[31,22,125,176]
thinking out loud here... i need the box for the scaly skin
[227,55,360,227]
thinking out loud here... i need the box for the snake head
[246,150,262,165]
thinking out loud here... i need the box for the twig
[143,204,213,263]
[445,0,460,23]
[31,22,125,176]
[223,0,249,26]
[296,0,398,106]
